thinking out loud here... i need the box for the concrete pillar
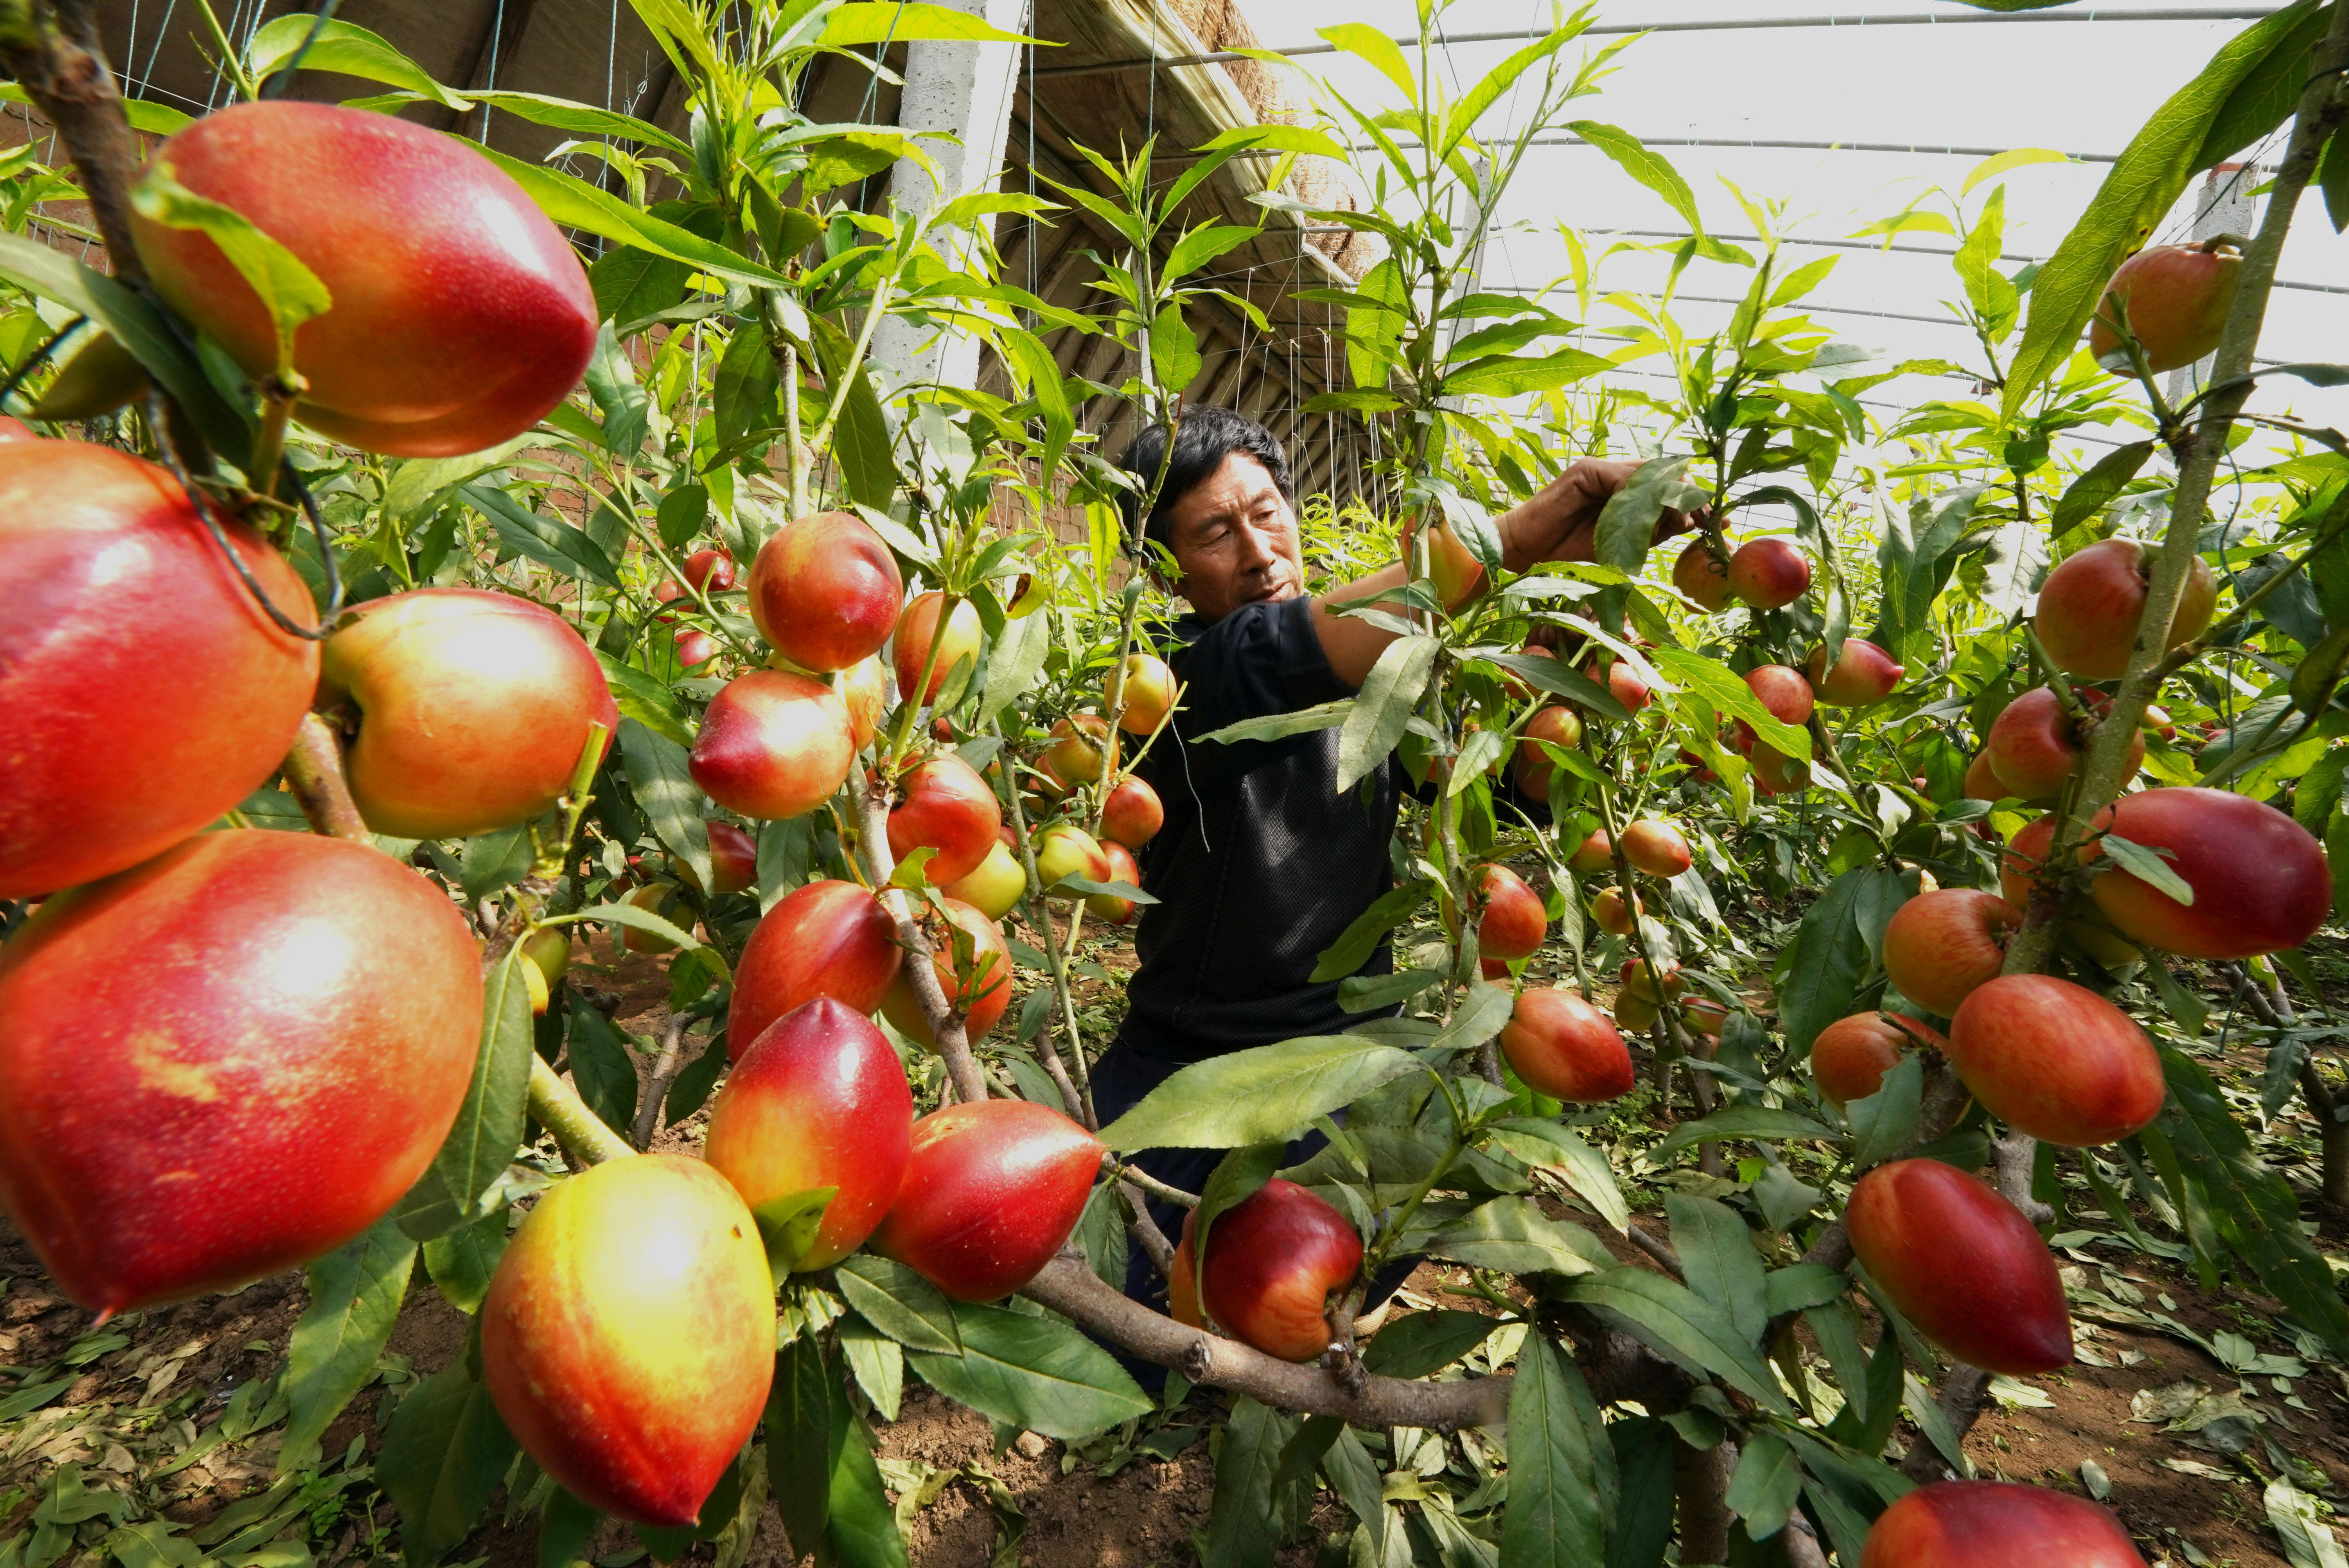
[869,0,1027,400]
[2164,162,2259,407]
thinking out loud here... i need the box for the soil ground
[5,918,2345,1568]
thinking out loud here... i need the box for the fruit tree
[1,1,2347,1566]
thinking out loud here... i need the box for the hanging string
[478,0,507,140]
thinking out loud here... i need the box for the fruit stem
[282,713,372,842]
[244,381,298,510]
[1105,1157,1198,1209]
[538,722,611,878]
[527,1054,635,1165]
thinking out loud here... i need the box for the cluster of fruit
[1,103,619,1342]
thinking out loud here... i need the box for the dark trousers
[1089,1038,1416,1394]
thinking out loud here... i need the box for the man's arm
[1308,459,1697,689]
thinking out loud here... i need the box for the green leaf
[1338,635,1437,793]
[907,1303,1151,1440]
[1765,1262,1850,1317]
[1195,698,1355,746]
[467,143,792,290]
[819,1,1042,44]
[1961,146,2074,195]
[536,1489,601,1568]
[808,317,898,510]
[2049,441,2155,537]
[1592,456,1700,577]
[1665,1195,1769,1348]
[1317,23,1419,103]
[460,485,622,589]
[1203,1397,1301,1568]
[1098,1037,1425,1151]
[840,1315,905,1422]
[246,16,470,107]
[595,654,693,750]
[1425,1196,1608,1277]
[2153,1046,2349,1359]
[421,1202,509,1320]
[130,165,331,378]
[281,1216,415,1471]
[1149,299,1203,390]
[1645,1105,1836,1162]
[446,91,693,157]
[767,1333,835,1554]
[1338,966,1443,1013]
[375,1353,517,1568]
[1164,224,1261,283]
[1441,347,1612,398]
[1774,866,1901,1056]
[616,717,712,896]
[1726,1432,1803,1541]
[398,950,533,1243]
[1310,880,1432,984]
[2321,125,2348,233]
[1486,1119,1628,1232]
[834,1255,961,1354]
[1480,650,1630,721]
[1360,1310,1497,1379]
[1647,648,1809,759]
[1566,1268,1791,1411]
[564,996,639,1140]
[750,1187,837,1278]
[2101,834,2195,904]
[1567,122,1722,250]
[2001,0,2325,417]
[1438,22,1587,158]
[979,598,1052,723]
[1501,1330,1614,1568]
[1847,1054,1925,1169]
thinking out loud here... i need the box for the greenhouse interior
[2,1,2348,1565]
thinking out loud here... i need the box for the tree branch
[853,768,990,1104]
[281,713,373,842]
[1020,1252,1510,1428]
[0,2,148,282]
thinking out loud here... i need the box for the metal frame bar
[1036,8,2286,78]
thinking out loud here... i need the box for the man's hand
[1495,458,1702,572]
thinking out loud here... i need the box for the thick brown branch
[0,3,147,280]
[1019,1252,1511,1428]
[633,1013,703,1148]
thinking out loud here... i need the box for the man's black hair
[1117,406,1293,556]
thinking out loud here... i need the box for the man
[1091,405,1692,1323]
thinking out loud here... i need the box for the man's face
[1162,450,1304,622]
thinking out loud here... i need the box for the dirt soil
[4,922,2344,1568]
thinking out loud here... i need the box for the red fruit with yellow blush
[887,753,1003,885]
[1811,1012,1944,1111]
[702,998,912,1270]
[1101,774,1166,849]
[481,1155,774,1528]
[894,591,983,704]
[880,896,1014,1047]
[132,102,596,457]
[873,1100,1103,1301]
[1191,1180,1362,1362]
[1861,1480,2147,1568]
[1882,889,2020,1018]
[1726,538,1810,608]
[729,880,904,1060]
[0,440,318,897]
[1846,1159,2072,1375]
[748,510,903,674]
[1948,975,2164,1147]
[1620,819,1692,879]
[1499,988,1634,1102]
[1470,863,1547,960]
[688,670,854,821]
[320,587,619,840]
[0,831,480,1316]
[2085,786,2331,960]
